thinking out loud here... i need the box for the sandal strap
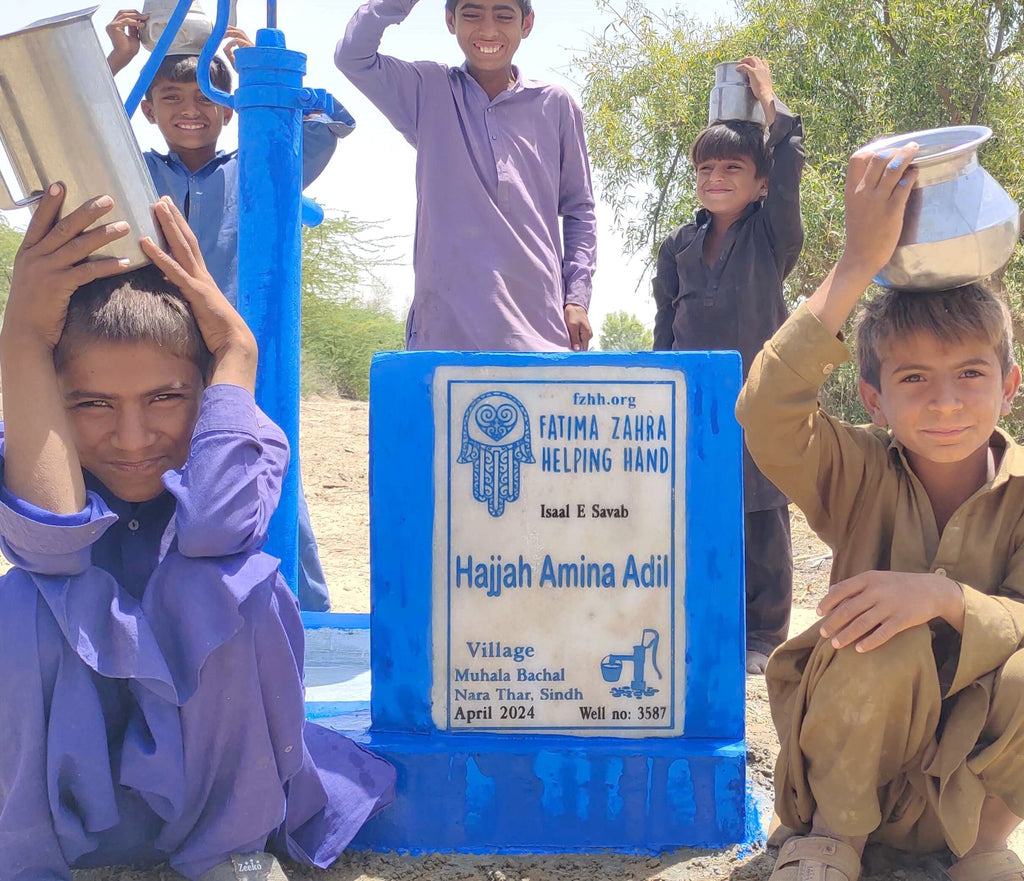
[950,850,1024,881]
[774,836,862,881]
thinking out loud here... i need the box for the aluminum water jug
[0,7,161,268]
[708,62,767,126]
[140,0,237,54]
[866,126,1021,290]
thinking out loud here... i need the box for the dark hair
[54,265,212,378]
[144,53,232,100]
[856,283,1015,388]
[690,120,772,180]
[445,0,533,16]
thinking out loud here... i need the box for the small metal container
[140,0,237,55]
[708,62,767,126]
[867,126,1021,290]
[0,7,163,268]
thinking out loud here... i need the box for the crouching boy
[736,144,1024,878]
[0,187,393,880]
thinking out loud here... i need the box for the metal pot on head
[708,62,767,126]
[867,126,1020,290]
[140,0,237,54]
[0,7,163,268]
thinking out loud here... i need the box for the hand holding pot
[735,56,776,125]
[841,143,920,278]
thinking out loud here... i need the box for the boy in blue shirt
[107,14,352,610]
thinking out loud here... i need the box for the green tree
[598,310,654,350]
[0,215,22,313]
[300,214,405,400]
[575,0,1024,420]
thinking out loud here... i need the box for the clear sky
[0,0,736,337]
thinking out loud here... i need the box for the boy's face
[446,2,534,73]
[859,330,1020,471]
[695,156,768,218]
[141,79,232,155]
[58,340,203,503]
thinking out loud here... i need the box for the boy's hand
[106,9,147,75]
[564,304,593,351]
[141,198,258,392]
[2,184,131,351]
[222,26,254,71]
[840,142,919,277]
[817,570,966,652]
[736,56,776,124]
[804,142,920,335]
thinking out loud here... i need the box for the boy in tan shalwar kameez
[736,143,1024,880]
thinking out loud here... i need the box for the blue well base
[302,613,749,852]
[351,733,748,852]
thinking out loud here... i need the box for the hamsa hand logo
[458,392,535,517]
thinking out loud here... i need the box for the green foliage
[576,0,1024,422]
[598,310,654,350]
[300,214,404,400]
[0,215,22,314]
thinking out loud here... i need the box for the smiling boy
[653,57,805,674]
[335,0,597,352]
[737,144,1024,880]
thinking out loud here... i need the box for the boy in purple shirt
[335,0,598,352]
[0,187,393,880]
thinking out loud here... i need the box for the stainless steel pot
[140,0,237,55]
[0,7,162,268]
[867,126,1020,290]
[708,62,767,126]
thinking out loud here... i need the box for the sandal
[769,835,862,881]
[198,852,289,881]
[949,850,1024,881]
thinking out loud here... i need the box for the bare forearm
[0,334,85,513]
[804,257,877,337]
[936,575,967,633]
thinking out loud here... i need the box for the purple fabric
[335,0,597,352]
[0,384,394,880]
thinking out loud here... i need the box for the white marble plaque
[430,367,687,738]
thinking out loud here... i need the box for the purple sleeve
[0,483,117,576]
[163,384,289,558]
[334,0,428,143]
[558,94,597,309]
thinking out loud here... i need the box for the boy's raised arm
[142,197,258,393]
[0,186,131,514]
[335,0,428,142]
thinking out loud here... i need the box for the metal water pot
[868,126,1021,290]
[140,0,237,54]
[0,7,162,268]
[708,62,767,126]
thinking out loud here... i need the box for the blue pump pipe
[121,0,339,590]
[195,0,334,589]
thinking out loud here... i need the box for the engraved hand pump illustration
[601,629,662,698]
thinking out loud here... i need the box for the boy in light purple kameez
[0,188,394,881]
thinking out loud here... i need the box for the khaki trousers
[768,624,1024,855]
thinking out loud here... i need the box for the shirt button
[934,567,947,577]
[822,363,835,376]
[491,135,497,140]
[127,518,140,532]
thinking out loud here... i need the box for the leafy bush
[299,214,404,400]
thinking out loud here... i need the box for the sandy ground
[0,395,1004,880]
